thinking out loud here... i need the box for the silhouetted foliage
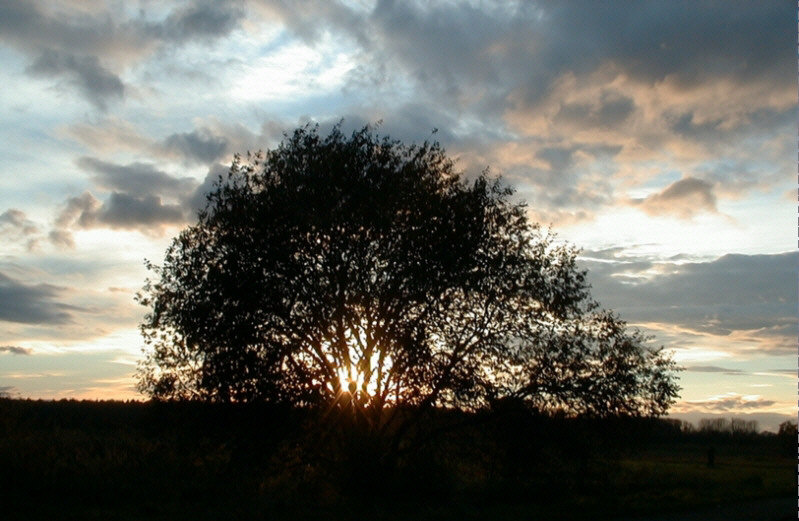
[777,420,797,457]
[776,420,797,438]
[137,124,679,433]
[698,417,760,437]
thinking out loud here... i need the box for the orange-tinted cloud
[630,177,717,219]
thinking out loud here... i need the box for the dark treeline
[0,399,793,521]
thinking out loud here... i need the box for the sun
[317,320,398,405]
[337,365,360,395]
[336,362,379,398]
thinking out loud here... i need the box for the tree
[137,124,679,436]
[777,420,797,456]
[777,420,797,437]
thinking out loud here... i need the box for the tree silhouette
[137,124,678,435]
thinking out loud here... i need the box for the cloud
[0,345,32,355]
[364,1,790,125]
[631,177,717,219]
[0,1,791,405]
[256,1,790,114]
[0,1,148,60]
[685,365,744,375]
[53,158,210,234]
[22,0,791,227]
[254,0,369,48]
[92,192,186,228]
[48,229,75,249]
[56,191,185,232]
[0,0,137,110]
[683,365,795,380]
[27,49,124,110]
[679,393,776,412]
[63,119,234,166]
[76,157,197,198]
[54,158,232,235]
[185,163,229,216]
[582,251,797,355]
[156,0,245,44]
[284,0,790,219]
[162,129,229,164]
[0,209,40,250]
[0,209,38,235]
[60,118,152,154]
[0,1,245,109]
[55,191,102,229]
[0,272,74,325]
[550,91,635,130]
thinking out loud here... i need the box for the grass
[605,442,792,515]
[0,399,793,520]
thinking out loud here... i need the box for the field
[0,399,793,520]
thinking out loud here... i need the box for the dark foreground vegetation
[1,399,793,521]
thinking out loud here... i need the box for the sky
[0,0,795,430]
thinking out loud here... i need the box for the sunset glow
[0,1,794,430]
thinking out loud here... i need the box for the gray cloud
[537,146,575,172]
[77,157,197,198]
[608,252,795,307]
[48,229,74,249]
[0,0,136,110]
[285,0,792,111]
[162,129,229,164]
[61,115,467,232]
[0,272,74,324]
[685,365,744,376]
[631,177,717,219]
[501,1,792,108]
[580,247,659,267]
[15,0,789,224]
[556,2,787,82]
[0,0,246,51]
[56,191,102,229]
[0,1,245,109]
[553,92,635,130]
[0,1,133,57]
[0,209,40,250]
[0,345,32,355]
[56,190,185,231]
[155,0,245,44]
[63,120,236,166]
[257,0,792,218]
[55,158,232,234]
[27,49,124,110]
[583,251,796,353]
[57,158,208,232]
[684,395,776,412]
[186,163,229,216]
[94,192,186,228]
[0,209,38,235]
[1,1,791,404]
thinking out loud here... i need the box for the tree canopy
[137,124,679,430]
